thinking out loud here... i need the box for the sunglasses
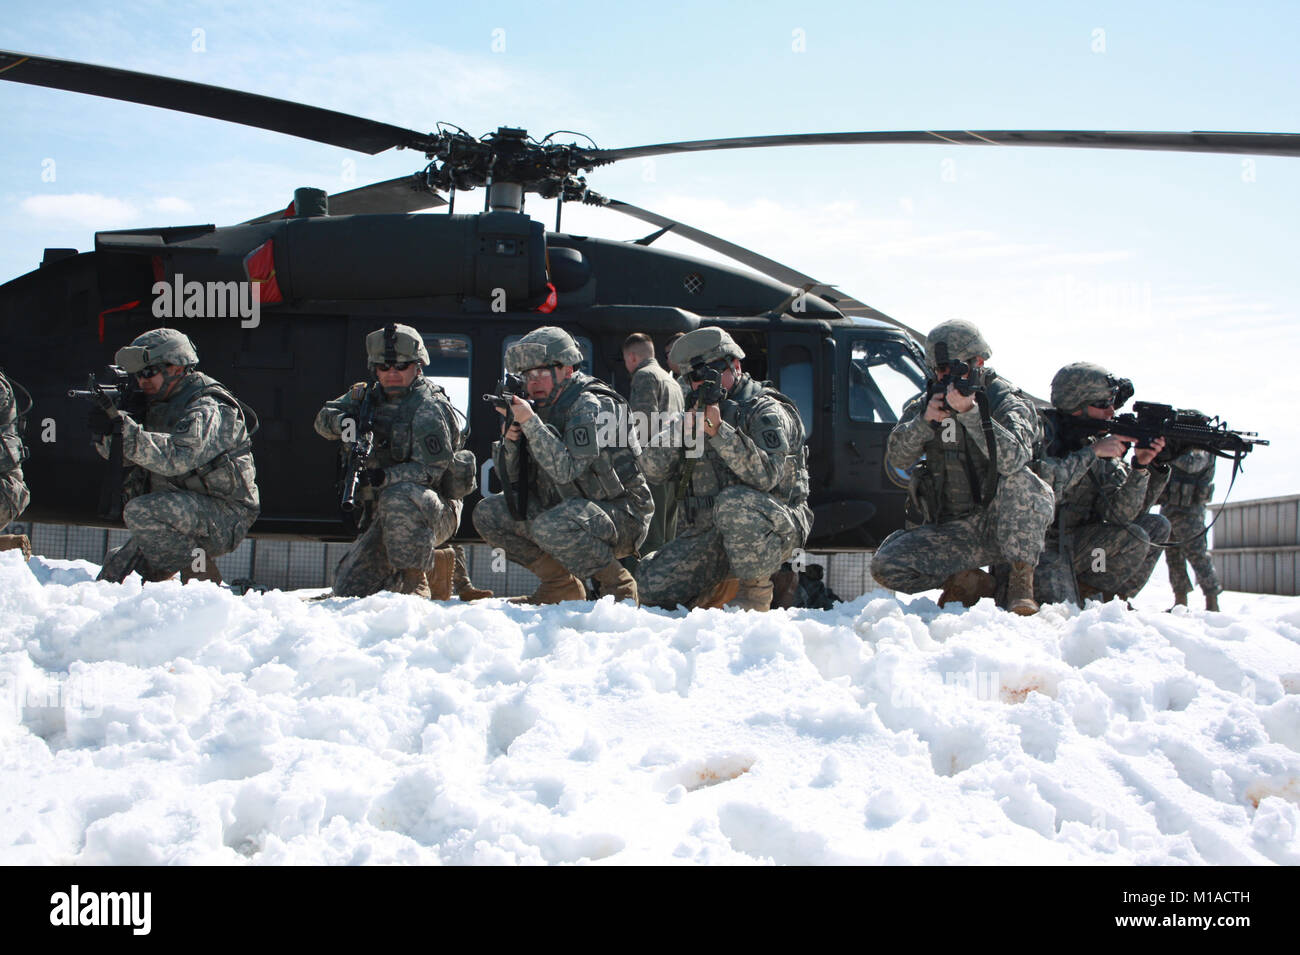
[375,361,414,372]
[134,366,163,380]
[1090,398,1116,410]
[934,360,972,378]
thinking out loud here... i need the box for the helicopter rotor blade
[0,49,435,154]
[599,197,928,342]
[240,176,448,224]
[590,129,1300,163]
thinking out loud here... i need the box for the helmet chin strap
[531,367,565,408]
[153,366,191,400]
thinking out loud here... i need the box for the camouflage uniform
[628,354,684,554]
[636,328,812,610]
[1160,448,1221,600]
[472,330,653,588]
[870,321,1053,607]
[0,371,31,529]
[1031,362,1170,604]
[316,325,471,598]
[96,330,259,583]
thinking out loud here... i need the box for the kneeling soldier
[91,328,259,583]
[869,320,1054,614]
[637,327,813,611]
[472,326,652,603]
[316,323,474,598]
[1033,362,1170,604]
[0,368,32,559]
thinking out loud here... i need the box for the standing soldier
[869,320,1054,614]
[472,326,652,603]
[1161,448,1221,611]
[622,332,684,557]
[637,327,813,611]
[315,323,474,599]
[1033,363,1171,605]
[0,368,32,558]
[88,328,259,583]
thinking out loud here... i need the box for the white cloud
[18,193,139,226]
[149,196,195,215]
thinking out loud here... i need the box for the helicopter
[2,49,1297,549]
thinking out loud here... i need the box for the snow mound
[2,551,1298,865]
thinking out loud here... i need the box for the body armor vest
[369,377,462,469]
[915,372,1018,523]
[141,372,258,511]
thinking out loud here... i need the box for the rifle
[68,366,147,521]
[1064,401,1267,462]
[923,342,982,412]
[482,374,531,520]
[339,385,377,513]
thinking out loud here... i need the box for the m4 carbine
[1071,401,1267,461]
[340,387,377,513]
[68,366,147,521]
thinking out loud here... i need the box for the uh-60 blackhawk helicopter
[1,49,1296,549]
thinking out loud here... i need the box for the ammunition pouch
[440,449,478,500]
[0,432,25,473]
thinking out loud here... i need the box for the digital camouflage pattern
[668,327,745,367]
[97,371,259,582]
[114,328,199,372]
[364,322,430,367]
[923,319,991,370]
[473,371,652,579]
[1035,512,1170,602]
[316,375,464,596]
[1050,361,1119,414]
[628,355,685,555]
[636,372,812,608]
[1031,408,1172,603]
[0,371,31,527]
[1161,448,1221,597]
[870,367,1054,593]
[504,326,584,376]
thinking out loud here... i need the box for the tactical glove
[360,467,385,487]
[87,405,116,436]
[89,386,121,420]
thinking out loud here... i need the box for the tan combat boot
[730,577,774,612]
[426,547,455,601]
[452,546,494,601]
[1204,590,1220,612]
[937,569,996,608]
[398,568,433,599]
[690,577,738,610]
[1006,561,1039,616]
[509,554,585,605]
[593,560,638,604]
[1172,591,1188,610]
[0,534,32,561]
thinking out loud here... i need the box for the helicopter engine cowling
[99,211,550,309]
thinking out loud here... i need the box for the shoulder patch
[761,429,783,450]
[424,434,443,456]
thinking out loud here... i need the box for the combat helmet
[668,327,745,370]
[923,320,990,372]
[1050,362,1134,413]
[114,328,199,373]
[505,326,584,374]
[365,323,429,368]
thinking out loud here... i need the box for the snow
[2,550,1298,866]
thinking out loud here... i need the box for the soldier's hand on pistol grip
[923,392,950,423]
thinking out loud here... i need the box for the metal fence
[1210,494,1300,596]
[2,520,881,602]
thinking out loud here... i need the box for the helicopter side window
[777,345,814,438]
[419,334,472,418]
[502,334,593,376]
[849,340,926,423]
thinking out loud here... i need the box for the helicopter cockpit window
[502,334,593,376]
[778,345,814,438]
[849,340,926,423]
[419,334,471,417]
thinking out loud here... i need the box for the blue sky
[2,0,1296,498]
